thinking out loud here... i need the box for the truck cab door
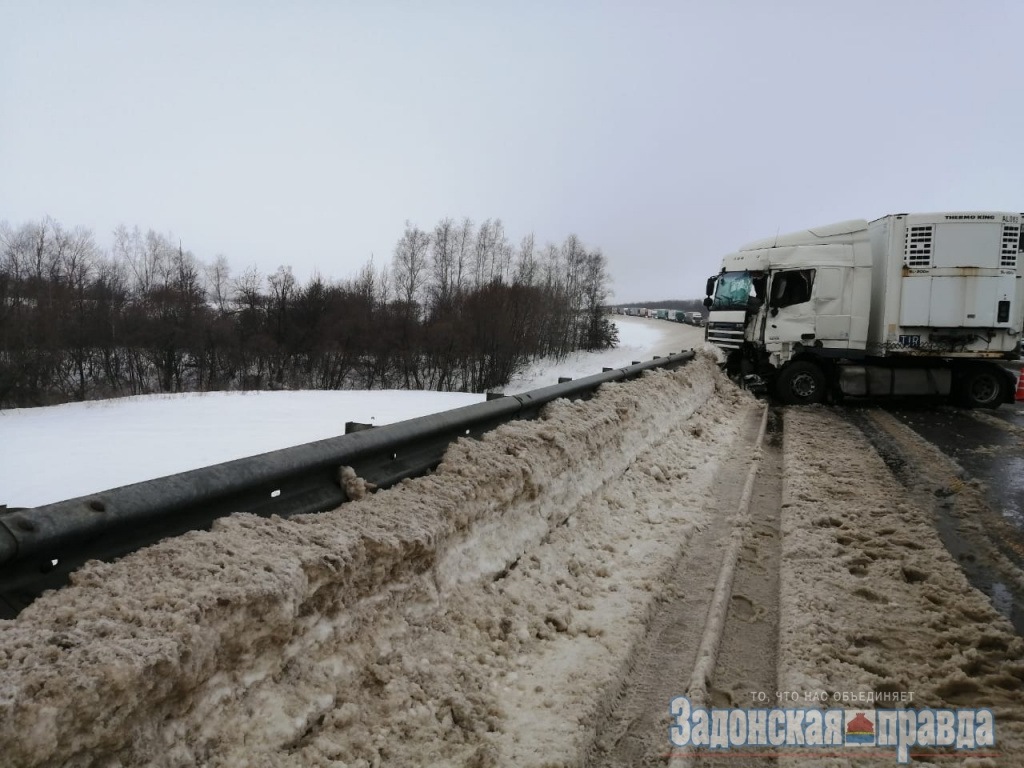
[811,267,852,344]
[766,269,816,347]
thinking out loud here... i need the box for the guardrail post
[345,421,374,434]
[485,392,504,401]
[558,377,572,383]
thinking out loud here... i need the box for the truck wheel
[775,361,826,405]
[958,368,1005,409]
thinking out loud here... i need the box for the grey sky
[2,0,1021,302]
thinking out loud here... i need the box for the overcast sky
[2,1,1021,302]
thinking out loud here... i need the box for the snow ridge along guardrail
[0,351,695,619]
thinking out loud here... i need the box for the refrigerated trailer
[703,212,1024,407]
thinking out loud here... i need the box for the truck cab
[704,219,870,377]
[704,214,1022,407]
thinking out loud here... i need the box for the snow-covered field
[0,317,703,508]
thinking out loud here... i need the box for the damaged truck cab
[704,212,1024,407]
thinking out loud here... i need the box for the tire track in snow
[586,406,769,768]
[697,407,782,768]
[848,408,1024,634]
[777,406,1024,767]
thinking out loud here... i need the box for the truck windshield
[711,271,760,310]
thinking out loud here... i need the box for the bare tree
[113,225,154,298]
[472,219,495,288]
[232,265,264,311]
[429,218,457,313]
[491,219,512,284]
[206,254,232,313]
[392,221,431,312]
[513,233,536,286]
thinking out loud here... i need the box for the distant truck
[685,311,704,326]
[703,212,1024,407]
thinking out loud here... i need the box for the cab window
[770,269,815,308]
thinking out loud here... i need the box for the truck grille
[706,322,745,351]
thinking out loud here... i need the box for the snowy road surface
[2,351,1023,767]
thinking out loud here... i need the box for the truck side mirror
[703,297,713,309]
[705,277,716,297]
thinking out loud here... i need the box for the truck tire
[957,367,1005,409]
[775,360,826,405]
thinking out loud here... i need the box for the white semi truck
[703,211,1024,407]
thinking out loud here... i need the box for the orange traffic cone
[1016,368,1024,401]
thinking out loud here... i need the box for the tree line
[0,217,617,408]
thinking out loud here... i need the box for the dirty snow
[0,351,744,767]
[778,407,1024,766]
[2,347,1022,766]
[0,316,702,508]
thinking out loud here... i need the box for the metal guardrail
[0,351,695,618]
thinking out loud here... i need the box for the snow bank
[778,408,1024,766]
[0,352,752,767]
